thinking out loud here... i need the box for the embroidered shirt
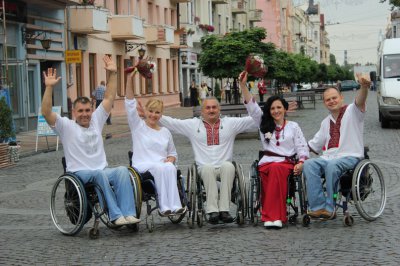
[327,105,348,149]
[309,102,365,160]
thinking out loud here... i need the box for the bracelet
[297,161,304,164]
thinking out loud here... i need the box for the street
[1,91,400,265]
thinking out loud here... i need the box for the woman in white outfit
[125,71,185,216]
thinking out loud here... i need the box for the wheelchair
[301,147,386,226]
[247,151,307,226]
[50,157,141,239]
[186,162,247,228]
[128,151,188,232]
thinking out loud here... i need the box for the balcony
[231,1,247,14]
[172,31,193,48]
[109,15,144,40]
[69,6,109,34]
[145,25,175,45]
[248,9,262,22]
[212,0,229,4]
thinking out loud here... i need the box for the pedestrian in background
[92,80,111,125]
[224,80,231,104]
[258,79,267,102]
[189,81,199,107]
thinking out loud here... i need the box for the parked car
[297,82,312,90]
[340,80,360,91]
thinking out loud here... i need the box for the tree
[0,97,15,142]
[198,27,275,79]
[380,0,400,9]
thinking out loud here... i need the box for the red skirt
[258,161,294,223]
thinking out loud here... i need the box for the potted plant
[0,97,15,143]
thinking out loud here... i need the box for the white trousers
[137,162,182,212]
[199,161,235,213]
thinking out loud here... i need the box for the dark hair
[73,96,92,108]
[323,86,341,99]
[260,96,289,141]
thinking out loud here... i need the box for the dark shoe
[208,212,219,224]
[219,211,234,223]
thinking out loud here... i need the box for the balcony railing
[231,1,247,14]
[172,31,193,48]
[69,6,109,34]
[145,25,175,45]
[109,15,144,40]
[248,9,262,22]
[170,0,191,3]
[211,0,229,4]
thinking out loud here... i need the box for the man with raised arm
[158,96,258,224]
[303,74,371,219]
[41,55,139,226]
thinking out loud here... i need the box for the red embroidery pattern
[203,120,220,146]
[327,105,348,149]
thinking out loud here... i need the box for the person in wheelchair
[125,70,186,216]
[239,72,309,229]
[42,56,139,226]
[303,73,371,220]
[145,95,258,224]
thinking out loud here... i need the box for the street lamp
[125,42,146,59]
[21,28,52,50]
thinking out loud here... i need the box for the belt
[263,151,296,163]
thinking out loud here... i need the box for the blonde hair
[145,98,164,113]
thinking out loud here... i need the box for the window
[164,8,168,25]
[28,69,36,114]
[76,64,83,97]
[146,78,153,94]
[218,14,221,34]
[117,55,122,96]
[89,53,96,95]
[156,5,159,25]
[135,0,141,17]
[114,0,119,15]
[172,59,177,92]
[148,2,153,24]
[226,17,229,32]
[171,9,176,27]
[166,58,171,93]
[394,25,397,38]
[157,58,162,94]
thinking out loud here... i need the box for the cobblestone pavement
[1,91,400,265]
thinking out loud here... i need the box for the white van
[377,38,400,128]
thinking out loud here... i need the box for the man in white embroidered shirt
[303,74,371,219]
[159,97,257,224]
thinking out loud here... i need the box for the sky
[293,0,392,65]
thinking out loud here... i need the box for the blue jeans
[303,156,360,212]
[75,166,136,221]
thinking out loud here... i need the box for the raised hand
[43,68,61,87]
[103,55,117,73]
[356,72,371,89]
[238,71,248,87]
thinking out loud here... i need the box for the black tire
[352,160,386,221]
[186,165,196,228]
[168,177,187,224]
[248,160,260,225]
[381,116,390,128]
[50,173,87,236]
[233,162,246,225]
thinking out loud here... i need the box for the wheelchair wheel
[50,173,87,236]
[186,164,197,229]
[128,167,143,219]
[169,176,187,224]
[248,161,260,225]
[232,162,246,225]
[297,174,308,216]
[352,160,386,221]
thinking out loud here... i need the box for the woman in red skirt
[239,71,309,229]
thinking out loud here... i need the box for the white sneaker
[114,216,129,226]
[125,216,141,224]
[173,206,188,215]
[264,221,274,228]
[273,220,283,228]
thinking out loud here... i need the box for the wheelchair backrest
[62,157,67,173]
[128,151,133,167]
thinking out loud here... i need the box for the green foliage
[0,97,15,141]
[380,0,400,9]
[198,27,358,85]
[199,27,273,79]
